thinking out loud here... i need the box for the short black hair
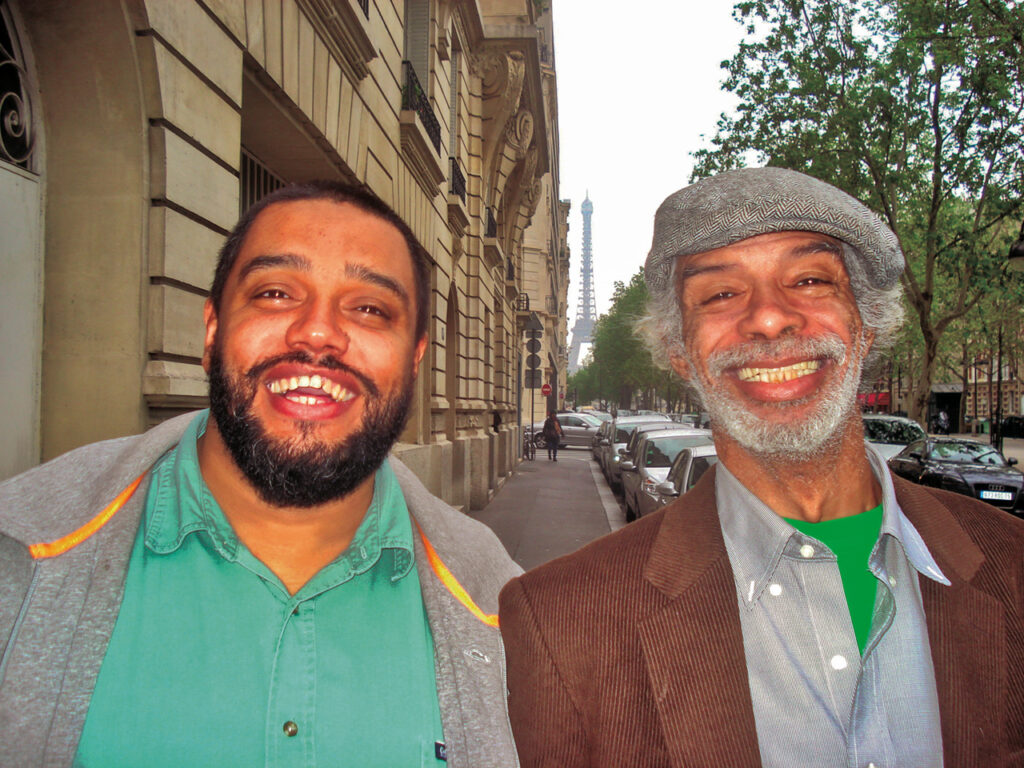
[210,180,432,341]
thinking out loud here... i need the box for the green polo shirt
[75,411,444,767]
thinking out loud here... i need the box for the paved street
[470,447,625,570]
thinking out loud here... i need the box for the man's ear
[202,299,218,373]
[668,350,691,381]
[411,334,428,379]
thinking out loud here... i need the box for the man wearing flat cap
[499,167,1024,766]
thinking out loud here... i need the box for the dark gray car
[619,429,712,521]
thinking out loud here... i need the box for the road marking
[588,458,627,532]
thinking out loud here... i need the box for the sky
[552,2,746,327]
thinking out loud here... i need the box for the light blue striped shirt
[717,444,949,768]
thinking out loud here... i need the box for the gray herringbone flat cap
[644,167,904,293]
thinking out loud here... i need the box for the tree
[693,0,1024,422]
[577,270,690,411]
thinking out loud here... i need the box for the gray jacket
[0,413,522,767]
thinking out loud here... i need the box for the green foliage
[573,270,689,411]
[695,0,1024,420]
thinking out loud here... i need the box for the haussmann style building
[0,0,569,510]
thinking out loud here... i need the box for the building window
[0,0,37,172]
[240,148,285,213]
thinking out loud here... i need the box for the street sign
[541,383,552,396]
[524,370,542,388]
[525,338,541,353]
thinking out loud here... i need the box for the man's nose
[736,283,805,339]
[285,298,349,354]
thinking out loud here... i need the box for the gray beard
[686,334,865,462]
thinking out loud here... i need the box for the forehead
[230,199,413,284]
[676,230,848,279]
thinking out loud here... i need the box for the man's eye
[795,276,832,287]
[356,304,389,318]
[255,288,290,299]
[702,290,736,305]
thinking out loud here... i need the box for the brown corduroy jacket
[499,468,1024,767]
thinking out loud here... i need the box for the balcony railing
[449,157,466,202]
[357,0,369,17]
[485,206,498,237]
[517,293,530,312]
[401,61,441,153]
[506,257,515,281]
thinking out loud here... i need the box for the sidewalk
[470,448,625,571]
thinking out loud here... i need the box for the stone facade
[0,0,567,509]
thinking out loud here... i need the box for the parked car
[654,443,720,510]
[862,414,927,461]
[595,414,672,479]
[1002,415,1024,439]
[591,420,613,461]
[888,437,1023,514]
[528,411,603,449]
[619,429,712,521]
[601,416,674,491]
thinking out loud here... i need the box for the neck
[197,421,374,594]
[714,416,881,523]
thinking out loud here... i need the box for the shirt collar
[716,441,949,606]
[143,410,415,583]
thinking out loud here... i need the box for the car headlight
[940,473,971,494]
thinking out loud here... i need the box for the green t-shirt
[787,504,884,654]
[75,411,444,767]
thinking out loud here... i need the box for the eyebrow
[676,237,843,283]
[237,252,410,303]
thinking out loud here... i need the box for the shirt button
[283,721,299,737]
[830,654,848,671]
[888,575,897,587]
[799,544,815,558]
[768,583,783,597]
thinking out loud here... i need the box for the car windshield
[645,436,713,468]
[927,442,1007,466]
[863,418,925,445]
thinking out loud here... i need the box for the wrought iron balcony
[449,157,466,202]
[517,293,530,312]
[485,206,497,237]
[401,61,440,153]
[507,257,515,281]
[357,0,369,17]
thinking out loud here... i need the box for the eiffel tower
[568,193,596,373]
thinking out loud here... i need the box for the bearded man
[0,181,521,767]
[499,168,1024,766]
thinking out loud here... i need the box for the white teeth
[266,374,355,403]
[738,360,821,383]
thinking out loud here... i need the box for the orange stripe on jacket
[29,473,146,560]
[416,520,500,628]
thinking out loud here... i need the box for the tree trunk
[909,332,941,427]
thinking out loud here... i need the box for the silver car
[654,443,720,510]
[620,430,712,521]
[599,415,673,490]
[529,411,603,448]
[862,414,926,461]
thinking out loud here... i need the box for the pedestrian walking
[542,412,562,461]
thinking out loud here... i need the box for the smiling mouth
[266,374,356,404]
[736,360,822,384]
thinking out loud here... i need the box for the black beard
[207,342,415,507]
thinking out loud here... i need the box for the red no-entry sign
[541,383,552,396]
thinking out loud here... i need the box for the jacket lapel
[638,470,762,767]
[894,478,1007,765]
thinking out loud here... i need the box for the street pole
[994,322,1004,454]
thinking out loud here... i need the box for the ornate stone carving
[479,49,525,209]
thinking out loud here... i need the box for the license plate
[980,490,1013,501]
